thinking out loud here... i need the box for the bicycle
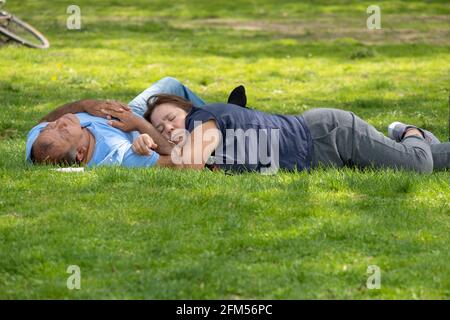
[0,0,49,49]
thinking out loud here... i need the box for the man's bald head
[31,114,86,165]
[31,134,78,165]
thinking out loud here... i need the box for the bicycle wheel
[0,12,49,49]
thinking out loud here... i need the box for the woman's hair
[144,94,194,123]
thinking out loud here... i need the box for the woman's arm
[157,120,220,170]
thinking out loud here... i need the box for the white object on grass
[53,167,85,173]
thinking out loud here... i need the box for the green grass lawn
[0,0,449,299]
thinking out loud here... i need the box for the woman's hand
[101,106,143,132]
[156,120,220,170]
[132,134,158,156]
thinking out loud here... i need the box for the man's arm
[39,100,91,123]
[39,99,131,124]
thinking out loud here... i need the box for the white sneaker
[388,121,440,145]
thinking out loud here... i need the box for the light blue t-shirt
[25,113,159,167]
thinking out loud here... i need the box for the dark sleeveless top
[185,103,313,173]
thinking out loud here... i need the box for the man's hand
[102,106,144,132]
[84,100,131,118]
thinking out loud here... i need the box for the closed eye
[41,123,56,132]
[61,128,70,140]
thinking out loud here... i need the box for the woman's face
[150,103,188,142]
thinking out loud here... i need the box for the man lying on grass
[26,77,450,173]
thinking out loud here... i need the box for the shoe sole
[388,121,404,141]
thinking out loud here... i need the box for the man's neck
[82,128,96,164]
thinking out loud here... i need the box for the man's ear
[227,85,247,108]
[76,146,87,162]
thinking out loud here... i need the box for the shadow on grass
[42,20,450,60]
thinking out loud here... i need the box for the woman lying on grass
[103,93,450,174]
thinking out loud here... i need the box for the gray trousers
[303,108,450,173]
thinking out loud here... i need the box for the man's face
[33,114,84,163]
